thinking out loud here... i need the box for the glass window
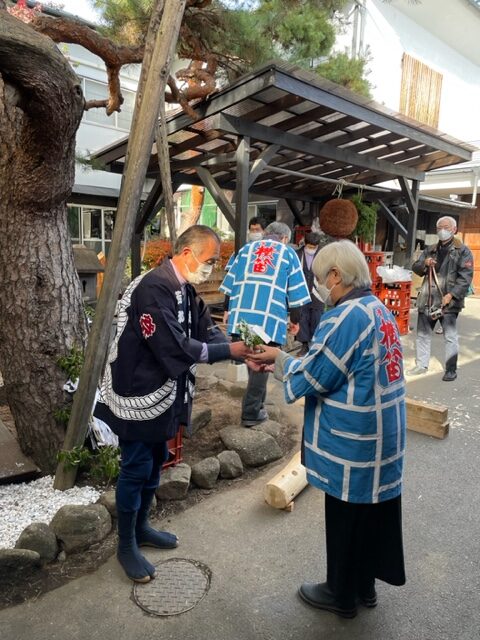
[116,89,135,130]
[83,79,113,127]
[67,205,81,242]
[82,208,102,240]
[103,209,115,240]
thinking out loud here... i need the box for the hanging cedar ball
[319,199,358,238]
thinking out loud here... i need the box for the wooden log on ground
[264,451,308,509]
[406,398,449,439]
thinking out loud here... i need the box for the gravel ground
[0,476,100,549]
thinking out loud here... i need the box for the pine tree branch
[30,15,145,115]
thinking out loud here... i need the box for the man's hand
[288,322,300,336]
[442,293,453,307]
[425,257,436,268]
[223,311,228,325]
[229,340,252,360]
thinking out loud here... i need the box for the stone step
[0,418,40,484]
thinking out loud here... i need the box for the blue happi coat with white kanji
[279,293,406,504]
[220,239,311,345]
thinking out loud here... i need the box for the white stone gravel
[0,475,100,550]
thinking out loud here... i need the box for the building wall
[337,0,480,143]
[458,197,480,292]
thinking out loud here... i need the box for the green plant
[57,445,121,486]
[57,345,84,381]
[351,194,379,245]
[53,406,71,425]
[57,445,92,470]
[84,305,95,320]
[236,319,264,348]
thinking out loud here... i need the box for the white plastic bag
[376,265,412,283]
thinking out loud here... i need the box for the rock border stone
[1,379,293,598]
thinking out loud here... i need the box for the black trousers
[325,493,406,605]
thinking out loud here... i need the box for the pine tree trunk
[0,12,87,472]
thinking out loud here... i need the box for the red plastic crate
[387,307,410,321]
[162,430,183,469]
[382,281,412,293]
[364,252,385,281]
[381,297,411,310]
[396,317,410,336]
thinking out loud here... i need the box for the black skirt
[325,492,406,599]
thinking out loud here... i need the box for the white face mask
[313,271,339,306]
[437,228,454,242]
[248,231,263,242]
[304,247,317,256]
[185,251,214,285]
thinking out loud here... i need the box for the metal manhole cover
[133,558,211,616]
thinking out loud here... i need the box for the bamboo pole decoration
[54,0,187,490]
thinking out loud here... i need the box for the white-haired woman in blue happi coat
[248,239,407,619]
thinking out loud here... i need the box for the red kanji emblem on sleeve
[252,242,277,273]
[139,313,156,339]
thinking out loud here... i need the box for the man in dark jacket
[295,232,325,356]
[95,225,250,583]
[407,216,473,381]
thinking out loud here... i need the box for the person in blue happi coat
[248,240,406,618]
[220,221,310,426]
[95,226,251,583]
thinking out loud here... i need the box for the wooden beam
[273,68,473,162]
[54,0,186,490]
[399,177,420,262]
[406,398,449,439]
[377,200,408,238]
[285,199,306,225]
[249,144,280,187]
[196,166,235,228]
[135,177,162,233]
[235,136,250,252]
[218,114,425,181]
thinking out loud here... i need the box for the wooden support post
[399,177,420,263]
[406,398,449,439]
[131,232,142,279]
[264,451,308,509]
[235,136,250,253]
[54,0,185,490]
[196,166,236,229]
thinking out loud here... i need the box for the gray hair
[312,240,371,287]
[174,225,220,255]
[264,221,292,242]
[436,216,457,230]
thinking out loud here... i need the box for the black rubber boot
[298,582,357,618]
[117,510,155,582]
[136,488,178,549]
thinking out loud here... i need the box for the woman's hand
[246,360,275,373]
[246,345,281,365]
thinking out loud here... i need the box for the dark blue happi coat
[94,259,227,442]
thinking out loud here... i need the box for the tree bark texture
[0,11,87,471]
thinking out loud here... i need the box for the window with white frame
[68,205,116,256]
[82,77,136,131]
